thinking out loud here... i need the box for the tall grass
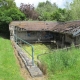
[40,46,80,80]
[23,43,80,80]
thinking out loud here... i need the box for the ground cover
[23,43,50,60]
[23,43,80,80]
[0,37,24,80]
[40,46,80,80]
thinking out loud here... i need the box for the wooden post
[61,35,64,48]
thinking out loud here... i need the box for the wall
[9,26,15,41]
[16,31,52,41]
[17,31,38,41]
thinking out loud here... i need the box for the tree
[6,8,26,20]
[0,0,16,10]
[0,0,26,34]
[51,7,72,22]
[36,1,58,21]
[20,3,39,20]
[70,0,80,20]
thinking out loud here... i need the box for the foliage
[23,43,49,60]
[36,1,71,21]
[0,0,26,33]
[70,0,80,20]
[36,1,58,21]
[0,0,80,33]
[6,8,26,20]
[51,8,71,21]
[40,47,80,80]
[0,37,24,80]
[0,0,16,10]
[23,43,80,80]
[20,3,38,20]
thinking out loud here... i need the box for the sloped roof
[52,21,80,36]
[9,21,58,31]
[9,21,80,36]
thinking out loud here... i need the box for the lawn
[0,37,24,80]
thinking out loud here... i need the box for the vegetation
[70,0,80,20]
[40,46,80,80]
[23,43,80,80]
[36,1,58,21]
[0,37,24,80]
[20,3,38,20]
[1,0,80,34]
[23,43,50,60]
[1,0,80,79]
[19,0,80,21]
[0,0,26,33]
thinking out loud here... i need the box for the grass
[0,37,24,80]
[23,43,50,60]
[40,46,80,80]
[23,43,80,80]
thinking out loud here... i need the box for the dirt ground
[12,43,46,80]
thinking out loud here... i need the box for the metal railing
[14,35,34,66]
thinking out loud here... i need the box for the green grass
[0,37,24,80]
[40,47,80,80]
[23,43,50,60]
[23,43,80,80]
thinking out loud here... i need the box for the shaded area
[0,31,10,39]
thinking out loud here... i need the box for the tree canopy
[20,3,38,20]
[0,0,26,33]
[36,1,58,20]
[70,0,80,20]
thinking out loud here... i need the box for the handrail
[17,43,32,57]
[14,35,34,66]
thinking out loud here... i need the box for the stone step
[13,42,43,77]
[27,65,43,77]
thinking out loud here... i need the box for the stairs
[13,42,43,77]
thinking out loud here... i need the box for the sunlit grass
[23,43,50,60]
[40,47,80,80]
[0,37,24,80]
[23,42,80,80]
